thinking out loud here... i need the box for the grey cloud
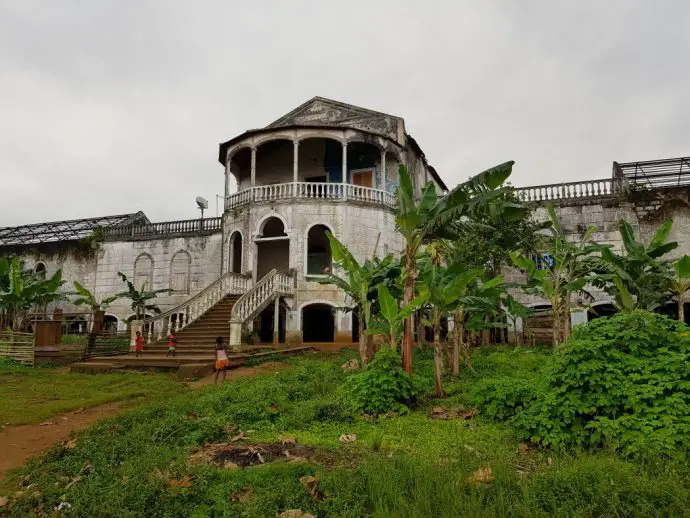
[1,0,688,226]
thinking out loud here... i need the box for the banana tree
[116,272,171,322]
[511,206,602,346]
[366,284,423,351]
[320,232,400,364]
[395,161,524,374]
[71,281,122,332]
[417,259,486,397]
[0,257,64,331]
[595,219,676,312]
[503,294,533,346]
[669,255,690,321]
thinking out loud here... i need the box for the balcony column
[273,296,280,345]
[380,150,387,192]
[250,146,257,187]
[342,140,348,200]
[293,140,299,183]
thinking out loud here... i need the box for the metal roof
[0,212,149,246]
[614,156,690,189]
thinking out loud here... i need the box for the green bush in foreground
[514,311,690,456]
[344,347,421,415]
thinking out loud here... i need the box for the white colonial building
[0,97,446,346]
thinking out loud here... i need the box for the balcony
[225,181,395,211]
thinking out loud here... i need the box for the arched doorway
[255,301,286,344]
[587,303,617,321]
[229,231,243,274]
[302,303,335,343]
[306,224,332,275]
[255,216,289,279]
[103,315,119,334]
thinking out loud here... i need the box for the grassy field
[2,348,689,517]
[0,360,186,425]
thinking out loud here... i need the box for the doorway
[302,304,335,343]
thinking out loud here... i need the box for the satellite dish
[196,197,209,210]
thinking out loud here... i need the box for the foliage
[116,271,172,321]
[669,254,690,321]
[511,205,603,345]
[365,285,421,349]
[2,349,689,517]
[513,311,690,456]
[395,161,524,373]
[0,257,64,330]
[320,232,400,363]
[594,219,676,312]
[71,280,121,313]
[444,187,546,275]
[344,347,421,415]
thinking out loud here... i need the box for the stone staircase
[91,269,296,369]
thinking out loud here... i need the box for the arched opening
[298,137,343,183]
[306,224,332,276]
[170,250,191,293]
[254,301,286,344]
[656,302,690,325]
[103,315,119,334]
[134,253,154,290]
[229,232,243,274]
[66,316,88,335]
[352,307,360,343]
[34,262,47,279]
[256,139,294,185]
[230,147,252,191]
[348,141,381,188]
[587,303,618,321]
[302,303,335,343]
[256,216,290,280]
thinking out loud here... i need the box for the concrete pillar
[293,141,299,183]
[229,321,242,351]
[380,150,386,192]
[342,142,348,184]
[250,147,257,186]
[273,297,280,345]
[224,160,230,198]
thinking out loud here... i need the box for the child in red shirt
[135,331,144,357]
[167,332,177,357]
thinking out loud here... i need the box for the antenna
[196,196,208,219]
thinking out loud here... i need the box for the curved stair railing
[142,272,251,343]
[229,269,295,346]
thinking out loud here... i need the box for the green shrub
[514,311,690,456]
[344,347,421,415]
[471,376,541,420]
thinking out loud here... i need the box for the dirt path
[0,403,121,480]
[0,361,292,480]
[187,361,292,388]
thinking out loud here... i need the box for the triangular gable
[267,97,403,142]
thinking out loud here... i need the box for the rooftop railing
[225,182,395,211]
[515,179,618,204]
[104,217,222,240]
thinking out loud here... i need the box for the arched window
[229,232,243,274]
[170,251,191,293]
[261,217,286,238]
[34,262,47,279]
[306,225,332,276]
[134,253,154,291]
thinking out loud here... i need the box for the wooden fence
[86,332,131,359]
[0,331,35,366]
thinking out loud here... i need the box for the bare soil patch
[189,442,333,468]
[0,403,121,480]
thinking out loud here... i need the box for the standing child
[214,336,230,384]
[167,332,177,357]
[135,330,144,358]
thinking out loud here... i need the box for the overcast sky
[1,0,689,226]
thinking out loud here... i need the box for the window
[170,251,191,293]
[306,225,332,276]
[134,253,154,290]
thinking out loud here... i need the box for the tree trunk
[401,251,415,374]
[452,311,463,376]
[680,300,685,323]
[433,317,444,398]
[562,297,571,342]
[482,315,490,345]
[358,316,368,364]
[551,302,560,347]
[417,309,425,347]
